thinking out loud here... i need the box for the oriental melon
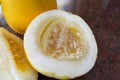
[24,10,98,79]
[0,28,38,80]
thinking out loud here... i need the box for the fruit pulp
[40,20,88,60]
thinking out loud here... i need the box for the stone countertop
[0,0,120,80]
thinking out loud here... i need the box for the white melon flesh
[0,28,38,80]
[24,10,98,79]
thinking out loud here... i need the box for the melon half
[0,28,38,80]
[24,10,98,79]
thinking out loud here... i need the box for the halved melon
[0,28,38,80]
[24,10,98,79]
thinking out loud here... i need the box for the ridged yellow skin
[1,0,57,34]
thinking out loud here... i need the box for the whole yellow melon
[1,0,57,34]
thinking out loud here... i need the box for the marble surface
[0,0,120,80]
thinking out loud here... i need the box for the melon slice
[24,10,98,79]
[0,28,38,80]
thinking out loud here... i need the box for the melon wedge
[0,28,38,80]
[24,10,98,79]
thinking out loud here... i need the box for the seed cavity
[40,20,88,61]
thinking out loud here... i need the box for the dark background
[0,0,120,80]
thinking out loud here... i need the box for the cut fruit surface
[0,28,38,80]
[24,10,98,79]
[40,19,88,60]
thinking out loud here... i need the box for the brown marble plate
[0,0,120,80]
